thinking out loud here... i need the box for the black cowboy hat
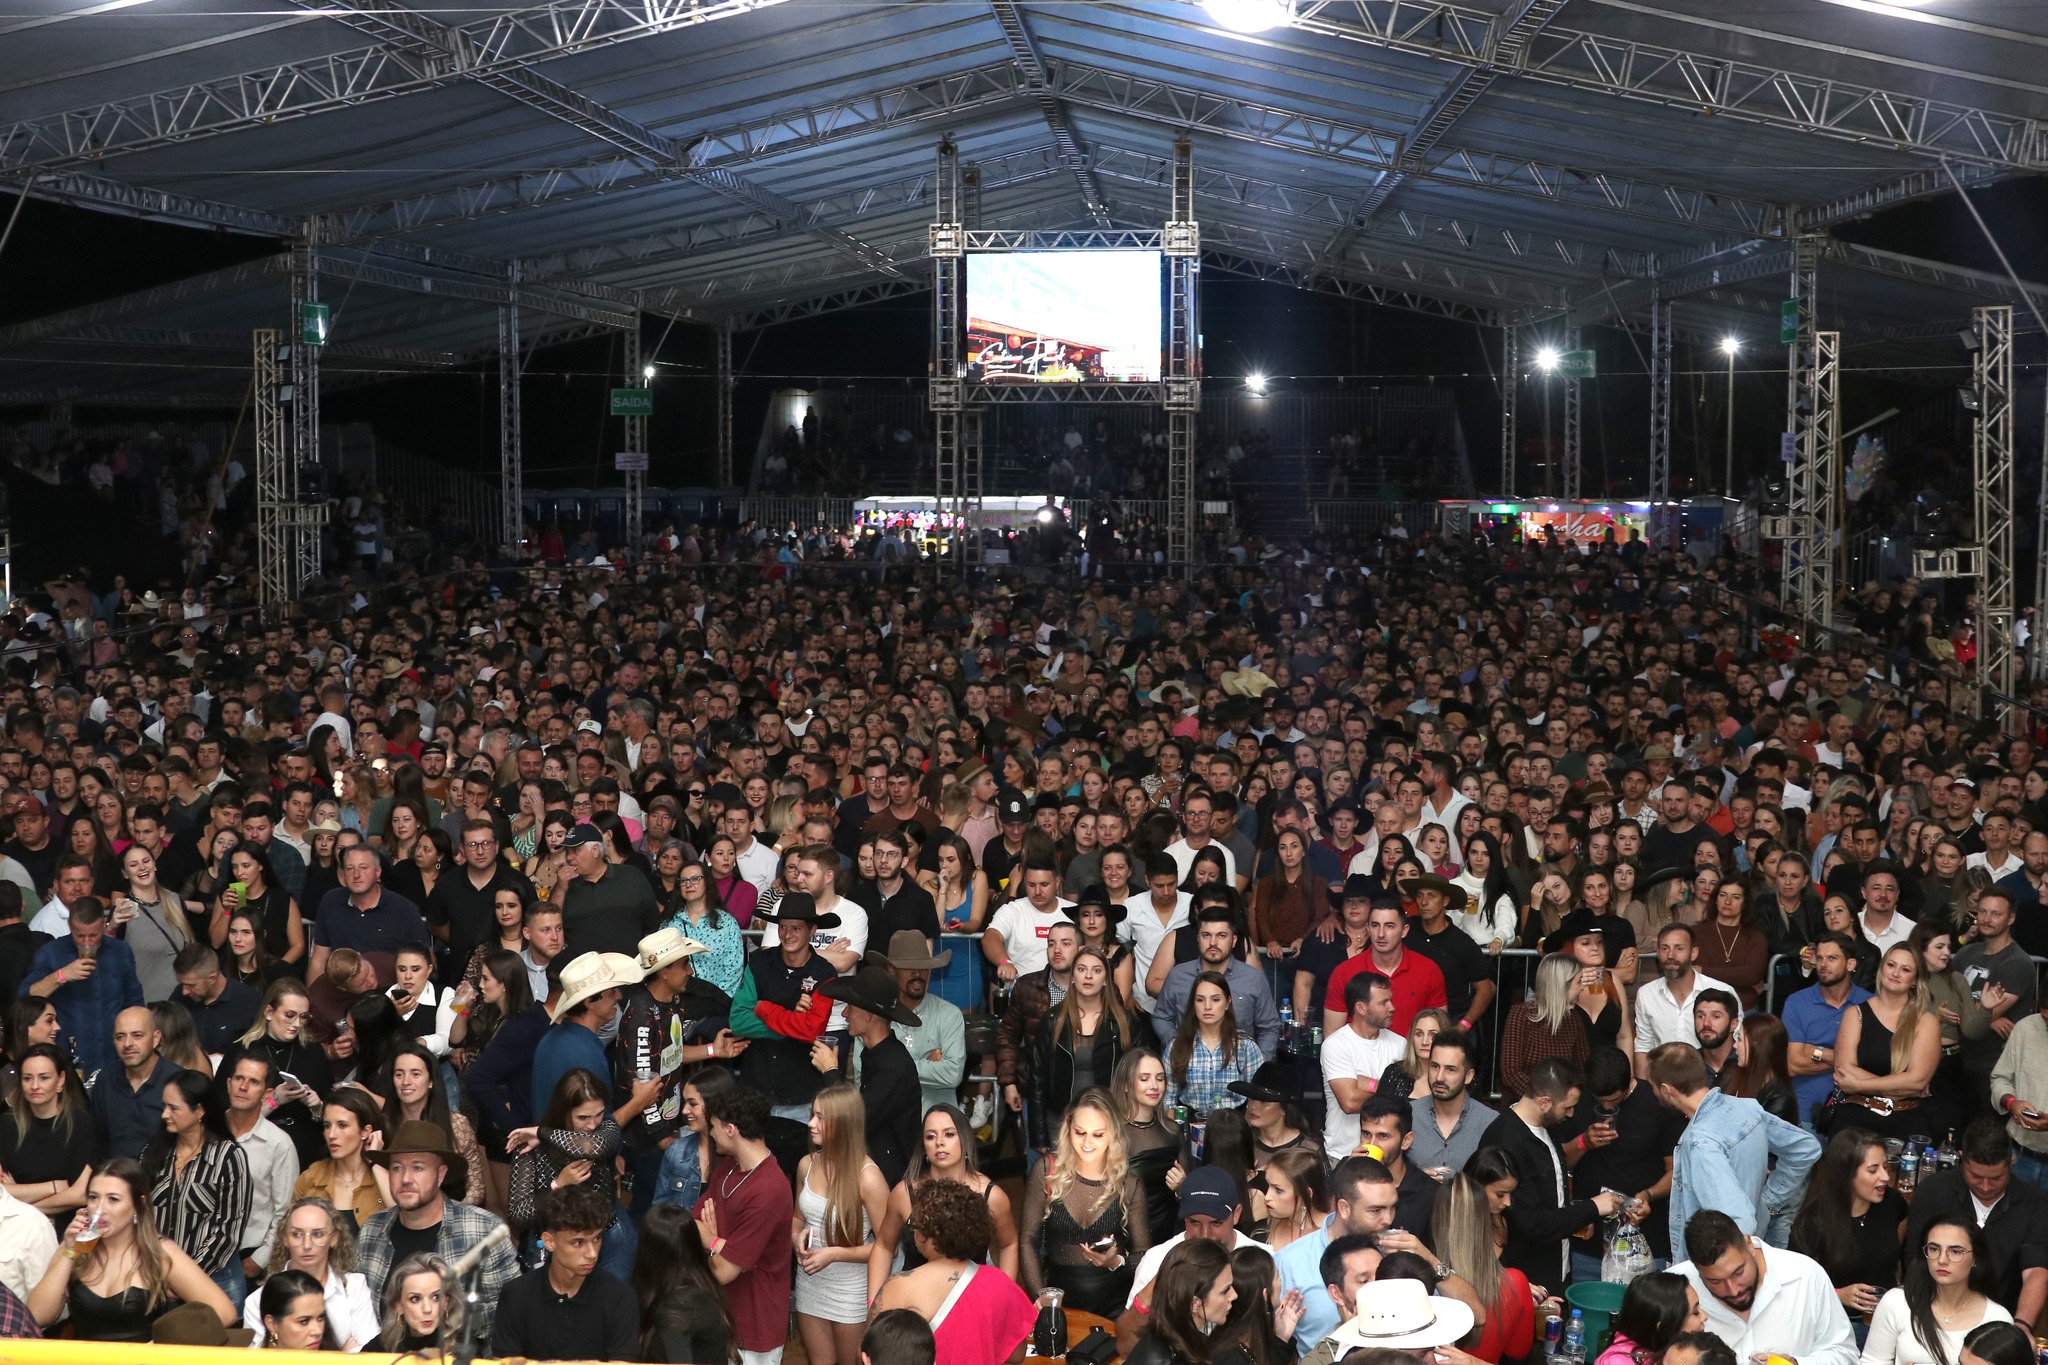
[1540,906,1614,954]
[755,891,842,930]
[1227,1062,1299,1106]
[1062,883,1128,928]
[820,965,922,1028]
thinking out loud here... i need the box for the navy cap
[562,823,604,849]
[1178,1166,1242,1221]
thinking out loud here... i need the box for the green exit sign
[301,302,330,346]
[1780,298,1800,346]
[1554,349,1596,380]
[610,387,652,417]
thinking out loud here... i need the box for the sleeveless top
[1575,982,1623,1051]
[1856,1000,1897,1076]
[901,1176,996,1272]
[68,1283,161,1342]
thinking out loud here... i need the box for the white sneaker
[968,1091,994,1133]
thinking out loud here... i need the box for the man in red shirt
[1322,900,1446,1037]
[694,1084,795,1365]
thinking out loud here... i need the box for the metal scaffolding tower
[1974,304,2016,719]
[290,246,320,488]
[1164,136,1201,570]
[622,317,645,553]
[1648,295,1674,548]
[1561,325,1582,501]
[1499,325,1518,498]
[930,137,970,574]
[254,329,291,604]
[716,323,734,489]
[1781,328,1840,636]
[499,278,523,555]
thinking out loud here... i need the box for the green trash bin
[1566,1280,1630,1356]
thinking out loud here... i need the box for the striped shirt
[149,1138,251,1275]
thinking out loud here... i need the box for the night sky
[3,174,2045,500]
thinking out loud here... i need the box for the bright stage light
[1200,0,1291,33]
[1037,505,1057,525]
[1535,347,1560,371]
[642,364,656,379]
[1247,373,1267,395]
[1719,337,1741,356]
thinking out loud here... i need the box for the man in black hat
[728,891,838,1120]
[982,788,1032,897]
[1401,873,1494,1042]
[1292,874,1375,1023]
[859,930,964,1117]
[557,822,660,960]
[815,964,923,1185]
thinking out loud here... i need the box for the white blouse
[1858,1287,2011,1365]
[243,1267,382,1351]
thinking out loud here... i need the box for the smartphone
[1090,1235,1117,1251]
[275,1072,303,1095]
[2024,1108,2043,1121]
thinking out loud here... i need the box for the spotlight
[1200,0,1291,32]
[642,364,656,380]
[1037,505,1057,525]
[1535,347,1560,371]
[1247,373,1268,395]
[1959,387,1982,414]
[1719,337,1741,356]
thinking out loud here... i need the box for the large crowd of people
[0,508,2039,1365]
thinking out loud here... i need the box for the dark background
[3,176,2044,500]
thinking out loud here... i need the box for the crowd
[0,507,2039,1365]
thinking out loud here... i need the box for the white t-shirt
[1126,1230,1269,1306]
[1320,1025,1405,1156]
[987,898,1075,976]
[1121,893,1191,1011]
[1166,838,1237,886]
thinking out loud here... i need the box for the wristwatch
[1812,1047,1824,1062]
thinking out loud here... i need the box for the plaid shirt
[358,1198,518,1340]
[1167,1036,1266,1114]
[0,1282,39,1339]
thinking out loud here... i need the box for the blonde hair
[810,1083,870,1247]
[1530,953,1578,1031]
[1880,945,1934,1077]
[1042,1089,1130,1229]
[1431,1172,1504,1310]
[265,1197,358,1277]
[1402,1009,1452,1078]
[239,980,313,1048]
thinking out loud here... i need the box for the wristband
[55,968,64,984]
[710,1237,726,1258]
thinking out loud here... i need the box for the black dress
[1844,1001,1949,1140]
[66,1283,161,1342]
[1573,980,1625,1051]
[1124,1118,1182,1245]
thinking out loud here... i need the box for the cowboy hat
[1325,1278,1477,1353]
[550,951,645,1022]
[637,927,707,974]
[864,929,951,972]
[154,1301,257,1348]
[1396,871,1469,911]
[1227,1061,1299,1107]
[1062,883,1128,928]
[1541,906,1615,954]
[383,1118,461,1167]
[819,965,921,1028]
[755,891,841,930]
[1329,871,1379,909]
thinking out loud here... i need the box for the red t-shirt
[1324,947,1447,1035]
[697,1154,795,1352]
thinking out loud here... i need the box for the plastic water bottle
[1899,1145,1920,1193]
[1561,1309,1585,1364]
[1279,1000,1297,1056]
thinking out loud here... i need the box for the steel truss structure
[1974,305,2016,720]
[1561,326,1582,502]
[254,330,291,605]
[500,279,524,555]
[716,325,735,489]
[1499,325,1518,498]
[1647,295,1674,549]
[622,319,646,553]
[1779,239,1829,631]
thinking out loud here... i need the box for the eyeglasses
[1925,1243,1971,1261]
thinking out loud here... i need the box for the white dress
[1858,1287,2011,1365]
[792,1165,875,1326]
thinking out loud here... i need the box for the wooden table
[1025,1307,1119,1365]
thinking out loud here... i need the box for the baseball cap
[1178,1166,1242,1221]
[575,719,603,736]
[562,823,604,849]
[998,789,1030,824]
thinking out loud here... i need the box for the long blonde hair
[1529,953,1578,1031]
[239,980,312,1048]
[1430,1172,1504,1310]
[1042,1089,1130,1228]
[809,1083,869,1247]
[1878,945,1934,1078]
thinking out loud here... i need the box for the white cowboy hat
[549,952,645,1022]
[1325,1278,1477,1354]
[636,927,706,974]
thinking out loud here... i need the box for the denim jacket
[651,1129,705,1212]
[1667,1088,1821,1262]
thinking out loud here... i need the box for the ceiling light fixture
[1200,0,1292,34]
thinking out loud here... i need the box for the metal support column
[1975,305,2016,719]
[716,323,734,489]
[1164,136,1201,571]
[2035,375,2048,681]
[1780,236,1821,621]
[287,246,321,595]
[1648,295,1674,548]
[1499,325,1518,498]
[961,409,984,567]
[1562,326,1582,501]
[622,316,645,554]
[498,278,522,556]
[930,138,966,573]
[254,329,290,604]
[1785,329,1840,638]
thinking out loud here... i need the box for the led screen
[966,250,1163,383]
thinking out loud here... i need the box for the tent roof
[2,0,2044,403]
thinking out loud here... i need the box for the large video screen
[966,250,1162,383]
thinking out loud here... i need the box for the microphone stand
[452,1268,485,1365]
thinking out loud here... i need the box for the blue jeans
[599,1209,637,1282]
[210,1257,247,1309]
[2013,1145,2048,1191]
[622,1142,664,1219]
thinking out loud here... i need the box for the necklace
[1713,921,1742,957]
[718,1155,766,1202]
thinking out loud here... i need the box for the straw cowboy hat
[1325,1278,1477,1354]
[549,951,645,1022]
[864,929,951,972]
[637,927,707,974]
